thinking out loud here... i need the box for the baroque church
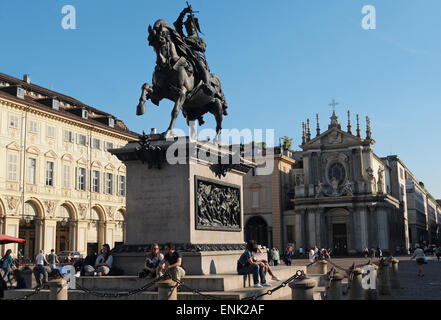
[291,111,406,255]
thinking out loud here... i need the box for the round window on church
[328,162,346,185]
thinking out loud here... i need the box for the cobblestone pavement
[288,256,441,300]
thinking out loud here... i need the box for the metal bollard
[364,264,378,300]
[377,259,391,295]
[317,260,328,274]
[48,278,68,300]
[289,277,316,300]
[389,258,400,289]
[324,272,344,300]
[157,279,178,300]
[348,268,364,300]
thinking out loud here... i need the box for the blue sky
[1,0,440,198]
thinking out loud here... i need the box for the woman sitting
[139,243,164,278]
[237,240,271,288]
[83,244,113,276]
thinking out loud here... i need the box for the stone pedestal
[389,258,400,289]
[48,279,68,300]
[157,280,178,300]
[377,260,391,295]
[348,268,364,300]
[289,277,316,300]
[324,272,344,300]
[111,136,255,275]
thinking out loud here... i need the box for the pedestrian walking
[435,246,441,262]
[1,249,16,287]
[272,248,280,266]
[47,249,60,270]
[410,244,426,277]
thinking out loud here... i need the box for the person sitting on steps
[237,240,271,288]
[139,243,164,278]
[158,242,186,282]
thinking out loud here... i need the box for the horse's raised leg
[163,87,188,139]
[136,83,153,116]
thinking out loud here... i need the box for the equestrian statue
[136,4,228,141]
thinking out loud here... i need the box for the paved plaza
[291,256,441,300]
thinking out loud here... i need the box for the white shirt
[36,253,45,266]
[413,248,425,260]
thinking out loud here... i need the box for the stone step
[76,265,307,292]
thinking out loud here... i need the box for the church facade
[292,111,407,255]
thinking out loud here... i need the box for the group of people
[139,242,185,282]
[363,246,383,258]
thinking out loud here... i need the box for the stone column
[35,218,44,253]
[294,210,305,249]
[307,210,316,248]
[359,206,369,251]
[367,206,377,248]
[69,221,77,251]
[157,280,178,300]
[289,277,316,300]
[315,208,324,247]
[98,221,105,249]
[377,206,390,251]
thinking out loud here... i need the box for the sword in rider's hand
[186,1,207,65]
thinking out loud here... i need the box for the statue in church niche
[195,179,241,231]
[331,177,339,195]
[136,3,228,141]
[341,180,354,196]
[315,182,325,198]
[377,167,385,194]
[366,167,377,193]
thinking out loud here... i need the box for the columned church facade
[292,112,407,255]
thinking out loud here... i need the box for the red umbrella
[0,234,26,245]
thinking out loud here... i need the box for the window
[7,154,18,181]
[27,158,36,184]
[46,125,56,138]
[77,168,87,191]
[63,130,74,142]
[92,170,100,193]
[17,88,25,99]
[92,138,101,150]
[46,161,54,186]
[63,165,71,189]
[105,142,114,152]
[328,162,346,185]
[118,175,126,196]
[77,134,87,146]
[252,191,259,208]
[400,168,404,180]
[105,173,114,194]
[9,115,19,128]
[28,120,38,133]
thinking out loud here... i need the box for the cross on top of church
[329,99,339,113]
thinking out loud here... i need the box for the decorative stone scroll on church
[292,111,406,255]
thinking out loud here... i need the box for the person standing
[33,250,50,287]
[364,247,369,258]
[47,249,60,270]
[435,246,441,262]
[272,248,280,266]
[1,249,15,287]
[411,244,426,277]
[299,247,304,258]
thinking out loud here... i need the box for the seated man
[139,243,164,278]
[83,244,113,276]
[158,242,185,282]
[237,240,271,288]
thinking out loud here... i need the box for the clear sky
[1,0,440,198]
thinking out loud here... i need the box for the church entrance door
[332,224,348,256]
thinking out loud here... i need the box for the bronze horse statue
[136,18,228,141]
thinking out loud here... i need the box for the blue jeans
[2,267,12,285]
[238,264,266,285]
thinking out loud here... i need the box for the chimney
[23,74,31,84]
[150,128,157,135]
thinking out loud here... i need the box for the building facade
[244,111,441,254]
[0,73,138,259]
